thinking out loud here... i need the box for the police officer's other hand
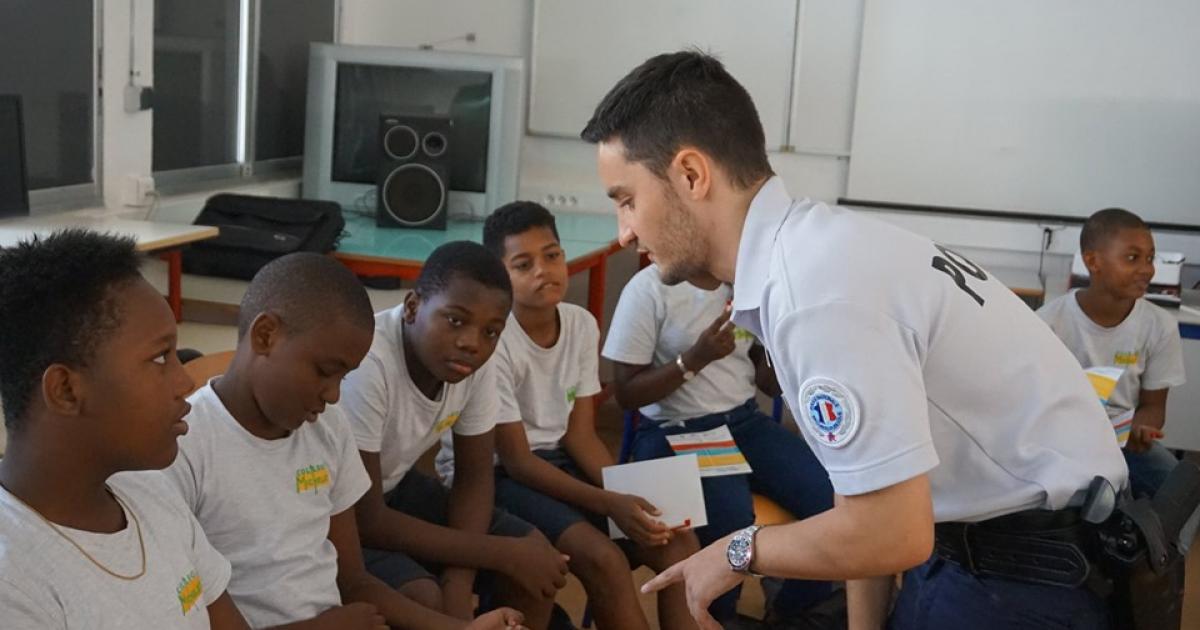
[501,535,570,599]
[605,492,673,547]
[641,533,745,630]
[311,602,388,630]
[467,607,528,630]
[1126,424,1165,454]
[685,305,737,370]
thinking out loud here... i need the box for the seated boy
[341,241,570,630]
[478,202,701,630]
[602,262,838,625]
[1038,208,1187,500]
[0,230,247,629]
[163,252,524,630]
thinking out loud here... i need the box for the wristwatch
[675,354,696,381]
[726,525,763,575]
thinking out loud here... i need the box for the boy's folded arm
[610,360,685,411]
[353,450,510,572]
[1133,388,1169,431]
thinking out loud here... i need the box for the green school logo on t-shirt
[295,463,331,493]
[732,327,755,342]
[176,570,203,615]
[566,386,578,405]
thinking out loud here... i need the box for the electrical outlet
[539,193,580,210]
[124,174,156,207]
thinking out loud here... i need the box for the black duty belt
[934,508,1094,588]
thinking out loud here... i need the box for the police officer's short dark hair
[580,50,774,190]
[0,230,144,432]
[1080,208,1149,253]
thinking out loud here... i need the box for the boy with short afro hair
[0,229,248,629]
[343,241,569,630]
[164,252,525,630]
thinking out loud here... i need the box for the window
[152,0,240,173]
[0,0,96,196]
[153,0,335,181]
[254,0,336,163]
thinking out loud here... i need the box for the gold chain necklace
[7,485,147,580]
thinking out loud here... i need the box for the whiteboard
[530,0,798,147]
[847,0,1200,227]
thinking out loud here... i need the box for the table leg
[161,250,182,322]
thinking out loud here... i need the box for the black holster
[1093,461,1200,630]
[933,461,1200,630]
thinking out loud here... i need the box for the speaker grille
[381,164,446,227]
[422,131,448,158]
[383,125,419,160]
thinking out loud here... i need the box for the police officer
[581,51,1128,630]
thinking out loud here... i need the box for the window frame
[25,0,104,214]
[152,0,339,194]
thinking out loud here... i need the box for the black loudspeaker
[376,113,452,229]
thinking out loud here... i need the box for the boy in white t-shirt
[1038,208,1187,500]
[164,253,524,630]
[342,242,570,630]
[476,202,701,630]
[0,230,247,629]
[602,264,837,625]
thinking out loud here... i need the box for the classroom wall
[83,0,1198,285]
[338,0,1200,285]
[101,0,154,210]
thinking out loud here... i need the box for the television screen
[331,63,491,193]
[0,95,30,218]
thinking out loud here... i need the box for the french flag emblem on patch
[799,377,859,449]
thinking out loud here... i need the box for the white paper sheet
[601,454,708,539]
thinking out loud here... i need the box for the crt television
[302,43,525,220]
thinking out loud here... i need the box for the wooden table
[334,212,623,326]
[0,215,219,322]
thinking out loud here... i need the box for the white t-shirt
[490,303,603,452]
[341,305,500,491]
[1038,290,1186,419]
[602,265,758,421]
[0,471,231,629]
[731,176,1128,523]
[163,382,372,628]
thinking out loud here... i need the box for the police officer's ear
[671,147,712,201]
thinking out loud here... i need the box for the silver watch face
[727,533,752,570]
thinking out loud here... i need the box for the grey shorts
[361,469,533,588]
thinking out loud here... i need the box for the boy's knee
[571,537,631,580]
[399,577,443,612]
[559,524,631,581]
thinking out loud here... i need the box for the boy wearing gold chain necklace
[0,230,248,629]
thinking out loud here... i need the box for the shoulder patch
[799,377,860,449]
